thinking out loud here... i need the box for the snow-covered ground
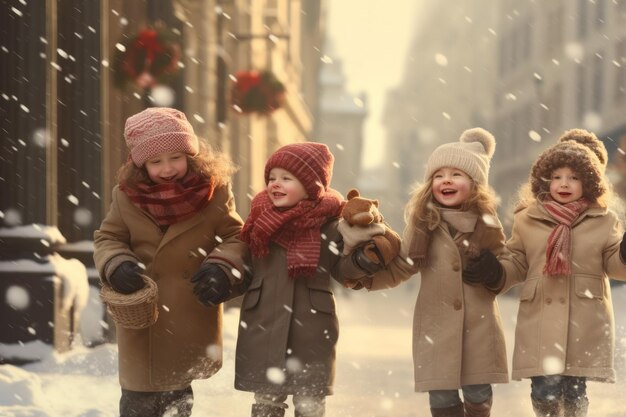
[2,283,626,417]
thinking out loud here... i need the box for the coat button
[545,297,552,305]
[452,262,460,271]
[453,299,462,310]
[559,297,566,304]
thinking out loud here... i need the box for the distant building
[382,0,498,228]
[492,0,626,226]
[384,0,626,231]
[315,47,367,197]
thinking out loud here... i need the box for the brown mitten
[363,227,401,266]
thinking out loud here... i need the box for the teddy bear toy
[339,188,401,266]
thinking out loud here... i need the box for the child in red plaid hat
[93,107,246,417]
[198,142,371,417]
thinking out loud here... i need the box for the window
[578,0,588,39]
[577,64,587,120]
[499,35,510,76]
[592,52,604,111]
[546,7,564,57]
[618,0,626,23]
[615,39,626,102]
[542,84,563,132]
[596,0,606,27]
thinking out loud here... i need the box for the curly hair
[527,141,607,204]
[404,176,499,236]
[117,139,237,188]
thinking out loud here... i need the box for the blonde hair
[117,139,236,188]
[404,175,498,234]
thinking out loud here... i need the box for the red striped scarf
[120,173,215,226]
[241,189,344,278]
[542,197,590,276]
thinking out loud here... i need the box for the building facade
[0,0,327,240]
[315,51,367,197]
[383,0,626,230]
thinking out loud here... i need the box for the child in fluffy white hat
[94,107,246,416]
[357,128,508,417]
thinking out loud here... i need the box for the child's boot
[531,397,562,417]
[430,403,464,417]
[251,403,286,417]
[293,396,325,417]
[563,397,588,417]
[464,397,492,417]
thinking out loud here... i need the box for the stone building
[0,0,328,347]
[0,0,327,238]
[383,0,626,230]
[315,49,367,197]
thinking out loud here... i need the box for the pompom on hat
[124,107,199,167]
[424,127,496,184]
[264,142,334,200]
[558,128,608,171]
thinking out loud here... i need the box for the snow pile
[0,288,624,416]
[0,224,67,245]
[0,364,50,416]
[0,229,90,360]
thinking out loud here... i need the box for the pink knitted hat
[124,107,199,167]
[264,142,334,200]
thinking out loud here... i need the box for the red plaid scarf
[120,173,215,226]
[542,197,590,276]
[241,189,344,278]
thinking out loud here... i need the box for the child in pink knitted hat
[93,107,246,417]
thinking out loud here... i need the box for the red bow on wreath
[114,28,181,89]
[232,70,286,115]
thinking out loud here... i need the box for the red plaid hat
[264,142,334,200]
[124,107,198,167]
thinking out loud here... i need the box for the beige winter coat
[365,217,509,392]
[94,184,246,392]
[501,201,626,382]
[234,219,367,396]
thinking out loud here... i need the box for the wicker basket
[100,276,159,329]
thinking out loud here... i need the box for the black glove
[108,261,146,294]
[352,247,383,275]
[191,263,232,306]
[462,250,503,288]
[620,232,626,261]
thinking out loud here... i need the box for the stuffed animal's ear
[373,199,379,207]
[346,188,360,200]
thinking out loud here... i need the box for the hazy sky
[326,1,421,169]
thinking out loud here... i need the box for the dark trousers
[530,375,587,402]
[120,386,193,417]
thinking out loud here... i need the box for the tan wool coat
[94,184,246,392]
[234,219,367,397]
[366,216,509,392]
[501,201,626,382]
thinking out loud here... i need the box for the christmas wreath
[232,70,286,114]
[113,28,181,89]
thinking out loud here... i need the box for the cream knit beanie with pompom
[424,127,496,185]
